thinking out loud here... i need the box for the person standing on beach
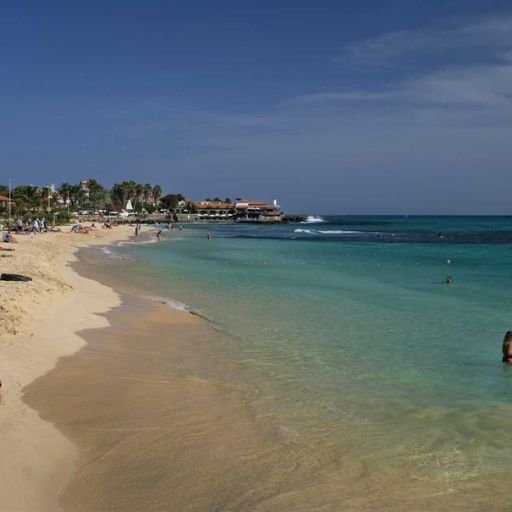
[156,229,162,241]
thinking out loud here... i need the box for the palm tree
[134,183,144,211]
[110,183,124,209]
[69,184,85,208]
[40,186,55,211]
[59,182,73,210]
[143,183,152,208]
[152,184,162,206]
[12,186,41,214]
[126,181,137,204]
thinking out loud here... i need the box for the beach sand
[23,258,334,512]
[0,225,135,511]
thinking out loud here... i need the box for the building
[195,201,235,220]
[0,194,12,210]
[235,199,283,222]
[80,180,90,198]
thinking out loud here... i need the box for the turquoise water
[108,216,512,507]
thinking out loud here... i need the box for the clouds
[338,16,512,69]
[166,15,512,213]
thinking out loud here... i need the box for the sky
[2,0,512,214]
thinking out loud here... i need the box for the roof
[0,194,11,201]
[236,200,277,209]
[195,201,232,209]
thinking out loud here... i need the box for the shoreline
[0,225,138,511]
[21,244,278,511]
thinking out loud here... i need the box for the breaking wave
[293,229,363,235]
[301,215,326,224]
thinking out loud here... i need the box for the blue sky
[2,1,512,213]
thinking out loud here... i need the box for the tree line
[0,179,246,220]
[0,180,163,216]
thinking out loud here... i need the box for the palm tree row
[110,181,162,211]
[0,179,163,216]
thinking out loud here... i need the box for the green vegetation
[0,179,245,224]
[0,179,164,222]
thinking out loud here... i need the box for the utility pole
[8,178,11,224]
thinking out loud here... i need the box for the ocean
[67,216,512,509]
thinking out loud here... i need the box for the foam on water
[143,294,191,313]
[301,215,326,223]
[318,229,361,234]
[294,228,363,235]
[293,228,317,234]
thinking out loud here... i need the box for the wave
[293,228,317,234]
[143,295,191,313]
[301,215,326,224]
[116,237,158,247]
[293,229,363,235]
[318,230,361,234]
[143,294,225,333]
[98,246,113,256]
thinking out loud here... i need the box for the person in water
[445,275,452,284]
[156,229,162,241]
[502,331,512,363]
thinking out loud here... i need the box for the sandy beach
[0,225,134,511]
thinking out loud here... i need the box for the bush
[54,211,72,225]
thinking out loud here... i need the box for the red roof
[0,194,11,201]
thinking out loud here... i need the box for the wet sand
[23,275,304,511]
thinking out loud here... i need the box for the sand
[0,225,135,512]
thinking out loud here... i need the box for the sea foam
[301,215,326,224]
[143,295,191,313]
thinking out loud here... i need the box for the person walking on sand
[156,229,162,241]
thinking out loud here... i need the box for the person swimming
[502,331,512,363]
[445,275,452,284]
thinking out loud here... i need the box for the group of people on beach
[11,218,59,234]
